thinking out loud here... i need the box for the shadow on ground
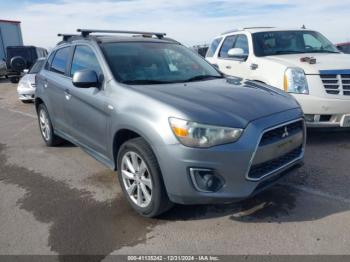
[1,130,350,260]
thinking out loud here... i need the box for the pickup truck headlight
[284,67,309,94]
[169,117,243,148]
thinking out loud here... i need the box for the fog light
[189,168,224,192]
[304,114,315,122]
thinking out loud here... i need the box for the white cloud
[2,0,350,48]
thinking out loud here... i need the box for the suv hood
[263,53,350,74]
[131,78,300,128]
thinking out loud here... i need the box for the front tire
[117,137,173,217]
[37,103,64,146]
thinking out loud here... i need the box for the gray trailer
[0,19,23,61]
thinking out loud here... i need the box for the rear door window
[50,47,70,75]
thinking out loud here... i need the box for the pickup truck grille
[247,119,305,181]
[320,73,350,96]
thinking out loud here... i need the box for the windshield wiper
[123,79,176,85]
[183,75,223,83]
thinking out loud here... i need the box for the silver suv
[35,29,305,217]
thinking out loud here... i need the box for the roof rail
[77,29,166,39]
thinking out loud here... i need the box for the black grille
[259,120,303,146]
[248,146,302,180]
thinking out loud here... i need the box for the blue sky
[0,0,349,48]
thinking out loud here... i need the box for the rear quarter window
[206,37,222,57]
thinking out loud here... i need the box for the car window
[344,45,350,54]
[29,59,45,74]
[50,47,70,75]
[219,35,237,58]
[206,37,222,57]
[101,42,221,84]
[303,34,322,49]
[233,34,249,55]
[253,30,339,56]
[44,52,55,70]
[70,45,102,77]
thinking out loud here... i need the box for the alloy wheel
[121,151,153,208]
[39,109,51,141]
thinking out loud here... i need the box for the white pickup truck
[206,27,350,128]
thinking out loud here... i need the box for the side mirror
[227,48,248,60]
[72,69,99,88]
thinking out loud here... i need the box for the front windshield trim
[252,30,340,57]
[100,41,222,85]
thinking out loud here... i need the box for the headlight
[169,117,243,148]
[284,67,309,94]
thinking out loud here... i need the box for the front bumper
[17,87,35,101]
[155,108,304,205]
[294,94,350,127]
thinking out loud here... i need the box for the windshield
[252,30,339,56]
[29,59,45,74]
[101,42,222,84]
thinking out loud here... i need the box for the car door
[216,34,251,79]
[40,46,72,133]
[64,44,109,156]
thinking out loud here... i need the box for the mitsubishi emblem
[282,126,289,138]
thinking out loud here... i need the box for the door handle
[225,65,232,69]
[64,90,71,101]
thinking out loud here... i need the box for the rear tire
[117,137,173,217]
[37,103,64,146]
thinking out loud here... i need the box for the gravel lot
[1,78,350,259]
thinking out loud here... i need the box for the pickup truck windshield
[253,30,339,56]
[101,42,222,85]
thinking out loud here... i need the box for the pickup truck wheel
[117,137,173,217]
[37,104,64,146]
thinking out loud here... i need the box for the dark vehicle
[337,42,350,54]
[5,45,47,83]
[191,45,209,57]
[35,29,305,217]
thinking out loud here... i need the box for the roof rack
[77,29,166,39]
